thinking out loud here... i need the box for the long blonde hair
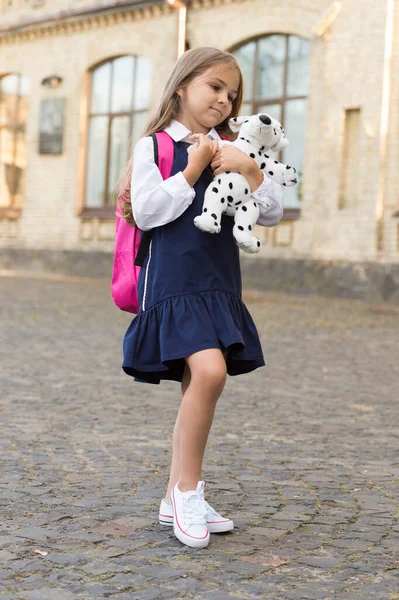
[120,47,243,225]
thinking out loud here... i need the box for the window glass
[233,36,309,209]
[287,36,310,97]
[0,74,29,209]
[90,62,111,114]
[85,56,152,208]
[256,36,286,100]
[258,103,282,123]
[111,56,134,114]
[85,116,108,208]
[108,116,130,204]
[131,111,148,145]
[240,102,252,117]
[0,74,18,125]
[283,99,307,206]
[234,41,256,102]
[1,74,20,95]
[0,127,13,207]
[134,57,152,111]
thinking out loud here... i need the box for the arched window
[233,35,310,209]
[0,73,30,215]
[84,55,152,209]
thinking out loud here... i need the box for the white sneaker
[170,481,210,548]
[160,484,234,533]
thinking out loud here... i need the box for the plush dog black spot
[221,197,225,203]
[211,213,217,219]
[268,171,274,176]
[212,187,218,193]
[260,162,266,169]
[227,196,234,202]
[250,153,255,158]
[245,188,249,194]
[248,225,252,231]
[238,226,244,231]
[229,182,233,190]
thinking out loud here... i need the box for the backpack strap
[134,131,174,266]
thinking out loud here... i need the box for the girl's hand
[188,134,218,170]
[183,134,218,187]
[211,145,264,191]
[211,145,252,175]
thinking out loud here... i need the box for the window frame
[0,72,28,219]
[231,33,310,220]
[80,55,150,218]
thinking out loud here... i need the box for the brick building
[0,0,398,278]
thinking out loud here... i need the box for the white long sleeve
[131,136,196,231]
[252,172,284,227]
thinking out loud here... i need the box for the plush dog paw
[283,165,298,187]
[238,238,262,254]
[233,226,262,253]
[194,212,221,234]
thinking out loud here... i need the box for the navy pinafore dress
[122,139,265,384]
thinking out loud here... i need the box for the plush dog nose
[259,114,272,125]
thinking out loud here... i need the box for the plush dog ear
[270,136,289,153]
[228,116,247,132]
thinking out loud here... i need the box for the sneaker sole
[173,525,210,549]
[159,515,234,533]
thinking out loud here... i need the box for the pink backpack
[111,131,174,313]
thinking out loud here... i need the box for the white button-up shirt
[131,119,284,231]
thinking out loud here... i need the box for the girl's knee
[187,352,227,392]
[200,364,227,390]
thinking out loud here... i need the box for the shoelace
[183,493,207,525]
[203,500,219,517]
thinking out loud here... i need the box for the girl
[121,47,284,549]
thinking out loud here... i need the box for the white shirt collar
[164,119,221,143]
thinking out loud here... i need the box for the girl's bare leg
[165,349,227,503]
[164,363,191,503]
[178,348,227,492]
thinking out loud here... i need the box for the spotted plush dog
[193,113,298,254]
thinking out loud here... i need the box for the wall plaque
[39,98,65,155]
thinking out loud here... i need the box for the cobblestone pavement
[1,273,399,600]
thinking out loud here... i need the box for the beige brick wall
[0,0,398,264]
[0,4,177,251]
